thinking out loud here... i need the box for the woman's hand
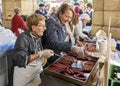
[38,49,54,58]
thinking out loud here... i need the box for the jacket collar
[51,14,62,25]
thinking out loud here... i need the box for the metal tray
[42,55,99,86]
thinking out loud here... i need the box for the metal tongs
[54,53,61,57]
[84,56,91,60]
[84,56,94,61]
[54,53,66,57]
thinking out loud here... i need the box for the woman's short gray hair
[14,7,21,14]
[80,13,91,21]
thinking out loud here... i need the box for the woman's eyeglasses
[37,24,46,28]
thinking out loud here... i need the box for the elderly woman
[80,13,92,37]
[11,7,28,37]
[13,13,54,86]
[42,3,84,67]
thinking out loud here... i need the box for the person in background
[67,14,89,43]
[35,3,49,18]
[11,7,27,37]
[45,4,50,13]
[42,3,84,67]
[74,5,83,17]
[13,13,54,86]
[49,6,58,17]
[86,3,93,26]
[74,5,80,17]
[21,15,28,22]
[79,1,84,6]
[80,13,92,37]
[80,13,90,27]
[80,3,86,13]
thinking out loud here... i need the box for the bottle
[114,67,118,80]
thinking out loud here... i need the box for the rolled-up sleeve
[14,36,30,68]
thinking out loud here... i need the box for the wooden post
[104,33,111,86]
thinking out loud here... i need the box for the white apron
[13,57,44,86]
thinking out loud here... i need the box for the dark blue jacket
[42,14,72,65]
[43,14,72,54]
[35,9,47,18]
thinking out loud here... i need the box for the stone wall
[92,0,120,39]
[2,0,36,28]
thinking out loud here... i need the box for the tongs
[84,56,94,61]
[54,53,66,57]
[54,53,61,57]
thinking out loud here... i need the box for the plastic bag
[0,26,16,54]
[71,60,83,69]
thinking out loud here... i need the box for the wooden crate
[92,11,104,26]
[104,0,120,11]
[104,11,120,27]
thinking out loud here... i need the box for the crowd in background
[35,1,93,25]
[34,1,93,39]
[11,1,93,37]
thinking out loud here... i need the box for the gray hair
[80,13,91,21]
[14,7,21,14]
